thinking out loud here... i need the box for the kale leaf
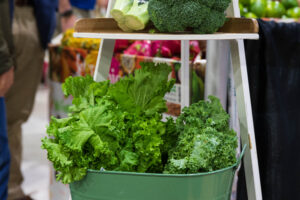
[164,96,238,174]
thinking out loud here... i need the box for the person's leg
[5,6,45,200]
[0,97,10,200]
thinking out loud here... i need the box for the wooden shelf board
[73,32,259,40]
[73,17,259,40]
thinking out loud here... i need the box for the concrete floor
[21,86,50,200]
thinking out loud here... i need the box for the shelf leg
[230,39,262,200]
[181,40,191,109]
[106,0,116,17]
[93,0,116,82]
[93,39,116,82]
[205,40,230,108]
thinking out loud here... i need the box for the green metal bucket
[70,146,246,200]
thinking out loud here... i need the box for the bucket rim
[86,145,247,178]
[87,163,235,178]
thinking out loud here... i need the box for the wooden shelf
[74,18,259,40]
[73,32,258,40]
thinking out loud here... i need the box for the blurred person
[97,0,108,8]
[59,0,96,32]
[96,0,108,16]
[0,96,11,200]
[5,0,57,199]
[0,0,14,199]
[58,0,109,33]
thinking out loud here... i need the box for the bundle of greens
[42,62,238,184]
[164,96,238,174]
[42,62,175,184]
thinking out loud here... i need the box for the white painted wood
[74,32,259,41]
[227,0,241,18]
[228,1,262,200]
[93,0,116,82]
[230,40,262,200]
[205,40,231,108]
[180,40,191,109]
[105,0,115,18]
[93,39,116,82]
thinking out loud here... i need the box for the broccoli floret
[193,10,227,34]
[148,0,231,34]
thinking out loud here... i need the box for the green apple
[281,0,299,9]
[245,12,258,18]
[286,7,300,18]
[240,0,251,6]
[266,1,286,18]
[250,0,267,5]
[243,7,249,15]
[239,3,245,15]
[250,0,267,17]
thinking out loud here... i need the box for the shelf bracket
[93,0,116,82]
[228,1,262,200]
[181,40,191,109]
[230,39,262,200]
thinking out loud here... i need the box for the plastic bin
[70,146,246,200]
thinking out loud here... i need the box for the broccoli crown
[148,0,231,34]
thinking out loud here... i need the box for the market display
[123,40,200,60]
[43,1,258,198]
[42,63,238,184]
[240,0,300,19]
[62,29,101,50]
[50,29,101,83]
[111,0,232,33]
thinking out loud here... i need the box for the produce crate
[70,147,246,200]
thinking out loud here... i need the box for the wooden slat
[74,17,259,34]
[73,32,259,41]
[218,18,259,33]
[227,1,262,199]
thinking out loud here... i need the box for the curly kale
[164,96,238,174]
[148,0,231,33]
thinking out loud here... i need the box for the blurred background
[3,0,299,200]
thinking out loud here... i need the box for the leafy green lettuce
[42,62,238,184]
[42,62,175,184]
[164,96,238,174]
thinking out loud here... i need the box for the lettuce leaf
[108,62,175,115]
[42,62,175,183]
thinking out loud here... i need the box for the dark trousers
[0,97,10,200]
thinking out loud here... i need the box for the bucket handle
[234,144,247,169]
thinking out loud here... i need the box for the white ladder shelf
[73,0,262,199]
